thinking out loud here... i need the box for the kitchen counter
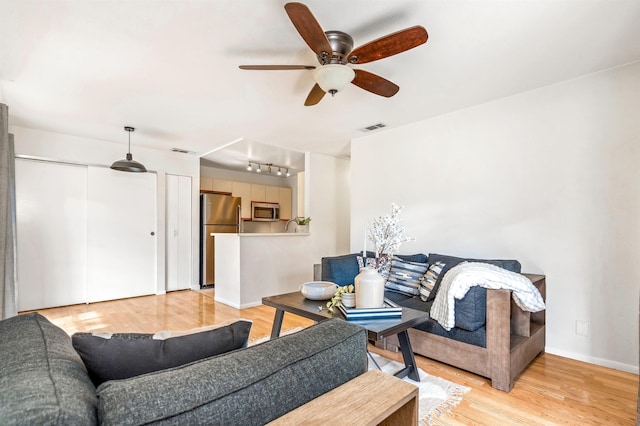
[211,233,314,309]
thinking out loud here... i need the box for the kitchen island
[212,232,314,308]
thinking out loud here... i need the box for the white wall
[350,62,640,373]
[10,126,202,292]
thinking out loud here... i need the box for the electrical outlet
[576,320,589,337]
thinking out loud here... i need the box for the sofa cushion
[384,291,488,347]
[72,319,252,386]
[0,313,97,425]
[425,253,521,332]
[385,256,429,296]
[96,318,367,425]
[426,253,521,302]
[453,286,487,331]
[321,252,373,286]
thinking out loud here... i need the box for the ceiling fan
[239,2,428,106]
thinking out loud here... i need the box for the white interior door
[87,166,157,302]
[166,174,192,291]
[15,159,88,311]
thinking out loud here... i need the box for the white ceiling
[2,0,640,172]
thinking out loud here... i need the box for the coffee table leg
[270,309,285,339]
[395,330,421,382]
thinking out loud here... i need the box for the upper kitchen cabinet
[279,187,292,220]
[251,184,266,202]
[265,186,279,203]
[212,179,233,193]
[201,176,213,191]
[232,181,252,220]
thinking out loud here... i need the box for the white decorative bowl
[300,281,338,300]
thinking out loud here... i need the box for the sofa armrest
[486,274,546,391]
[96,319,368,425]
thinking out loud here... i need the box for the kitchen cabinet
[265,185,280,203]
[279,187,292,220]
[251,184,266,202]
[232,181,252,220]
[202,176,293,221]
[212,179,233,193]
[200,176,213,191]
[166,174,192,291]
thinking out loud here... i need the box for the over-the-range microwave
[251,201,280,222]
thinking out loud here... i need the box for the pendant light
[110,126,147,173]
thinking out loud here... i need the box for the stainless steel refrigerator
[200,193,241,287]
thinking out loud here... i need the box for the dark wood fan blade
[351,69,399,97]
[239,65,316,70]
[304,83,326,106]
[284,2,333,57]
[348,26,428,64]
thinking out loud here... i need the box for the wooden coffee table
[262,291,428,381]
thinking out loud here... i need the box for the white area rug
[367,352,469,425]
[249,328,469,424]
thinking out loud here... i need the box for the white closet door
[166,174,192,291]
[15,159,87,311]
[87,167,157,302]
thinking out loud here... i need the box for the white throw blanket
[430,262,545,331]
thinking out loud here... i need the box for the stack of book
[338,298,402,321]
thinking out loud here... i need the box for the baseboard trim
[545,346,639,374]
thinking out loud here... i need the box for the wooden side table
[267,370,419,425]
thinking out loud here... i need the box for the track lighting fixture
[246,161,293,178]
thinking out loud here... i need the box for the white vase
[341,292,356,308]
[355,267,385,308]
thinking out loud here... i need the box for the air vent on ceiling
[170,148,195,154]
[360,123,387,132]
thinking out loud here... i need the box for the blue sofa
[318,252,546,391]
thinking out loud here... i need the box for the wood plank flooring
[28,290,639,425]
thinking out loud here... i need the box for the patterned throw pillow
[420,261,445,301]
[385,257,429,296]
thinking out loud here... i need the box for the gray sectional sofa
[318,252,546,391]
[0,313,367,425]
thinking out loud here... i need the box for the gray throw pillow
[72,320,252,386]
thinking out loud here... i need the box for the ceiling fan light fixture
[110,126,147,173]
[313,64,355,95]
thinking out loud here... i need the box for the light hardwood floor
[28,290,638,425]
